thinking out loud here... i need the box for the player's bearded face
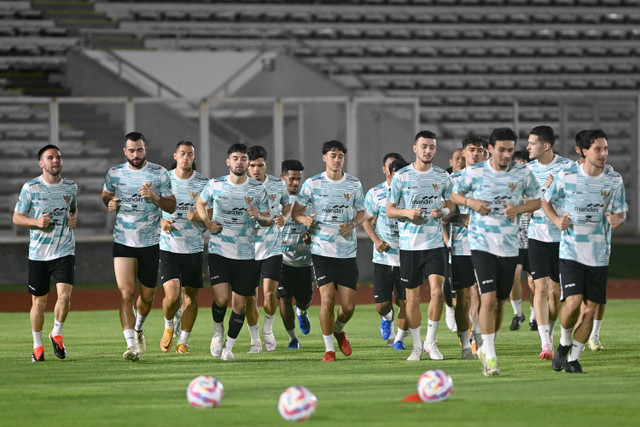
[40,149,62,176]
[584,137,608,169]
[228,152,248,176]
[124,139,147,169]
[414,137,436,164]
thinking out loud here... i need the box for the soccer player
[362,153,408,349]
[386,130,455,362]
[451,127,541,376]
[13,144,78,362]
[447,136,487,359]
[278,159,314,349]
[546,129,627,374]
[525,126,573,360]
[196,143,272,361]
[102,132,176,362]
[292,140,366,362]
[446,148,465,174]
[245,145,291,353]
[159,141,209,353]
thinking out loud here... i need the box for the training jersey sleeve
[449,171,471,256]
[365,182,400,266]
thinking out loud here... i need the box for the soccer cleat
[529,319,538,331]
[247,344,263,354]
[32,346,45,362]
[393,341,406,350]
[407,347,422,361]
[321,351,336,362]
[380,318,392,340]
[484,357,500,376]
[175,343,190,354]
[424,341,444,360]
[49,333,66,360]
[552,344,570,371]
[588,337,604,351]
[160,328,174,353]
[134,329,146,354]
[510,314,525,331]
[263,330,277,352]
[334,331,352,356]
[445,305,457,332]
[461,347,475,359]
[296,306,311,335]
[564,360,586,374]
[210,326,224,357]
[123,346,139,362]
[539,343,554,360]
[288,339,300,349]
[221,348,235,361]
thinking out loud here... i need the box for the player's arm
[339,209,366,237]
[450,192,490,215]
[102,189,120,212]
[362,213,389,252]
[155,194,177,214]
[386,202,422,222]
[13,211,50,229]
[275,203,291,227]
[292,201,315,227]
[542,199,572,230]
[605,211,626,229]
[196,197,221,234]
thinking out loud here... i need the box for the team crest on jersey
[432,183,440,191]
[188,191,199,199]
[601,190,611,199]
[244,196,254,204]
[344,193,352,202]
[268,193,277,202]
[63,195,71,203]
[507,182,518,191]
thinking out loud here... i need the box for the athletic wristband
[442,207,451,216]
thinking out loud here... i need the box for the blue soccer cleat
[296,306,311,335]
[380,318,392,340]
[288,339,300,349]
[393,341,406,350]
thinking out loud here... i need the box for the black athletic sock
[211,302,227,324]
[227,311,245,339]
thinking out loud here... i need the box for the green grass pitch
[1,300,639,426]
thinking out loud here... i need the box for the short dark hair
[172,140,197,170]
[322,140,347,155]
[389,158,409,174]
[489,127,518,146]
[38,144,60,160]
[383,152,404,165]
[414,130,436,142]
[248,145,267,161]
[281,159,304,174]
[228,143,248,156]
[124,131,146,146]
[577,129,607,153]
[462,135,488,149]
[529,125,557,146]
[513,150,530,163]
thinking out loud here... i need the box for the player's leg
[553,259,585,371]
[319,283,337,361]
[113,250,140,361]
[546,244,562,345]
[209,254,231,357]
[393,288,408,350]
[527,273,537,331]
[161,279,180,352]
[509,261,525,331]
[245,292,262,351]
[294,266,313,335]
[260,256,282,351]
[373,263,395,341]
[176,285,198,353]
[588,303,605,350]
[48,255,74,360]
[451,255,474,359]
[400,250,423,361]
[423,248,447,360]
[133,245,160,356]
[443,258,457,332]
[335,283,356,357]
[28,260,49,362]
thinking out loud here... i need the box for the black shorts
[113,242,160,288]
[518,248,531,274]
[278,264,314,308]
[373,263,406,303]
[159,250,204,289]
[528,239,560,282]
[559,259,608,304]
[259,254,283,281]
[27,255,75,297]
[451,255,475,290]
[208,253,260,297]
[471,250,518,301]
[311,254,358,290]
[399,248,447,290]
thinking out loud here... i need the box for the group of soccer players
[15,126,627,376]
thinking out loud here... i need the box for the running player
[362,153,408,349]
[451,127,541,376]
[102,132,176,362]
[278,159,314,349]
[13,144,78,362]
[196,143,272,361]
[387,130,455,362]
[245,145,291,353]
[547,129,627,373]
[525,126,573,360]
[292,140,366,362]
[159,141,209,353]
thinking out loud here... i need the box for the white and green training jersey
[296,172,365,259]
[365,182,400,266]
[104,162,173,248]
[199,176,270,260]
[388,164,453,252]
[527,154,573,243]
[281,194,313,267]
[448,170,471,256]
[15,176,77,261]
[452,160,541,257]
[160,170,209,254]
[255,175,290,260]
[545,162,627,267]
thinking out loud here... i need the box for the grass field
[1,300,639,426]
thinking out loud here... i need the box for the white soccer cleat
[445,305,457,332]
[247,344,262,354]
[407,347,422,361]
[134,330,146,354]
[221,348,235,361]
[424,341,444,360]
[263,330,277,352]
[210,326,224,358]
[123,346,139,362]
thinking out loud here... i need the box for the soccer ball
[417,369,453,403]
[277,386,318,421]
[186,375,224,409]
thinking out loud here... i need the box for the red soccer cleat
[321,351,336,362]
[334,331,352,357]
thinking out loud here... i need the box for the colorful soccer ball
[277,386,318,421]
[186,375,224,409]
[417,369,453,403]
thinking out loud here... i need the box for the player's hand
[274,213,286,227]
[461,213,470,228]
[374,239,390,253]
[405,208,423,222]
[469,199,490,215]
[556,213,572,230]
[430,208,444,219]
[186,207,197,222]
[301,213,316,228]
[247,202,260,221]
[545,174,554,188]
[108,197,120,212]
[339,221,356,237]
[605,212,622,229]
[139,183,158,202]
[68,211,77,228]
[208,220,222,234]
[301,231,312,245]
[502,202,518,219]
[162,218,176,234]
[36,212,51,228]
